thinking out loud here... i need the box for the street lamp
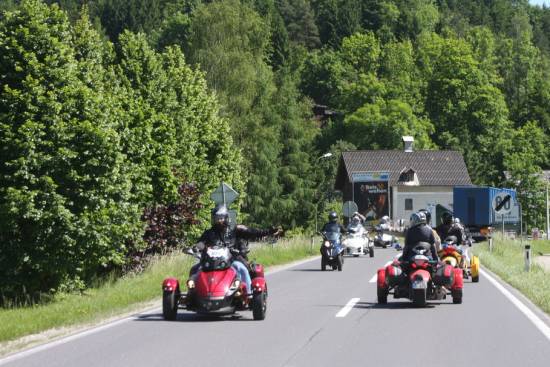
[315,152,334,233]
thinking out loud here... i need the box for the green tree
[344,99,434,150]
[277,0,320,49]
[420,34,513,185]
[271,73,317,228]
[187,0,283,226]
[0,0,141,297]
[504,121,547,229]
[496,11,539,124]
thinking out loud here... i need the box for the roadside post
[525,244,531,272]
[489,236,493,252]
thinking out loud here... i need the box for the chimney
[402,136,414,152]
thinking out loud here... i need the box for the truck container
[453,186,519,239]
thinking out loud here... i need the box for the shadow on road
[134,312,255,322]
[354,301,455,310]
[289,268,332,272]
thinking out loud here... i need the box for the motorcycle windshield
[202,246,232,271]
[325,232,341,242]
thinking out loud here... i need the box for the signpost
[342,201,358,218]
[210,182,239,206]
[210,182,239,229]
[493,193,512,238]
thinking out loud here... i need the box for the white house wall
[392,186,453,225]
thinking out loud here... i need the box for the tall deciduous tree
[0,0,141,296]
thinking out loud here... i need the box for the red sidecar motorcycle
[162,246,268,320]
[376,242,463,307]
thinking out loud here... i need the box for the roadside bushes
[0,0,242,302]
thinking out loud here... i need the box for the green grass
[0,236,316,345]
[472,239,550,315]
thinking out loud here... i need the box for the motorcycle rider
[435,212,465,246]
[321,211,346,235]
[403,211,438,262]
[418,209,441,251]
[347,211,366,235]
[191,204,281,299]
[321,211,346,248]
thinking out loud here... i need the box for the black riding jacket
[435,223,465,246]
[197,224,274,258]
[403,224,438,261]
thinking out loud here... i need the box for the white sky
[530,0,550,7]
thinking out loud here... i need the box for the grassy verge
[0,236,316,345]
[472,239,550,315]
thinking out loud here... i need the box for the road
[3,247,550,367]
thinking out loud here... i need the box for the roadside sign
[342,201,358,217]
[493,192,512,215]
[210,182,239,205]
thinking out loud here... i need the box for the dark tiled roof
[336,150,472,187]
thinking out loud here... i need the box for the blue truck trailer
[453,186,520,239]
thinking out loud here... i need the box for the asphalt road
[3,246,550,367]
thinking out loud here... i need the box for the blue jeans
[231,260,252,295]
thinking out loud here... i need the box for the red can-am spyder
[376,242,463,307]
[162,246,268,320]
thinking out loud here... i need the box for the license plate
[207,248,226,258]
[412,280,425,289]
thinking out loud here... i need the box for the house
[334,137,472,225]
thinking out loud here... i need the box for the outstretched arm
[235,224,279,241]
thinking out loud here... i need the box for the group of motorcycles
[319,221,398,271]
[376,235,480,307]
[160,222,479,321]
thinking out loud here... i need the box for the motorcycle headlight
[186,279,195,289]
[323,241,331,248]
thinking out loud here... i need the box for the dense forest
[2,0,550,299]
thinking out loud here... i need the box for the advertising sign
[352,172,390,222]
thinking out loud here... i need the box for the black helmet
[328,211,338,222]
[419,209,431,224]
[212,204,229,227]
[441,211,453,225]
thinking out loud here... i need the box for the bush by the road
[0,1,242,301]
[472,239,550,315]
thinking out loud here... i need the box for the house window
[399,169,416,183]
[405,198,413,210]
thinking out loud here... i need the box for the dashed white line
[336,298,360,318]
[369,260,393,283]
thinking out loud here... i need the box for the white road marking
[369,260,393,283]
[480,268,550,342]
[336,298,360,318]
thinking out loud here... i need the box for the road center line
[336,298,360,318]
[480,268,550,342]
